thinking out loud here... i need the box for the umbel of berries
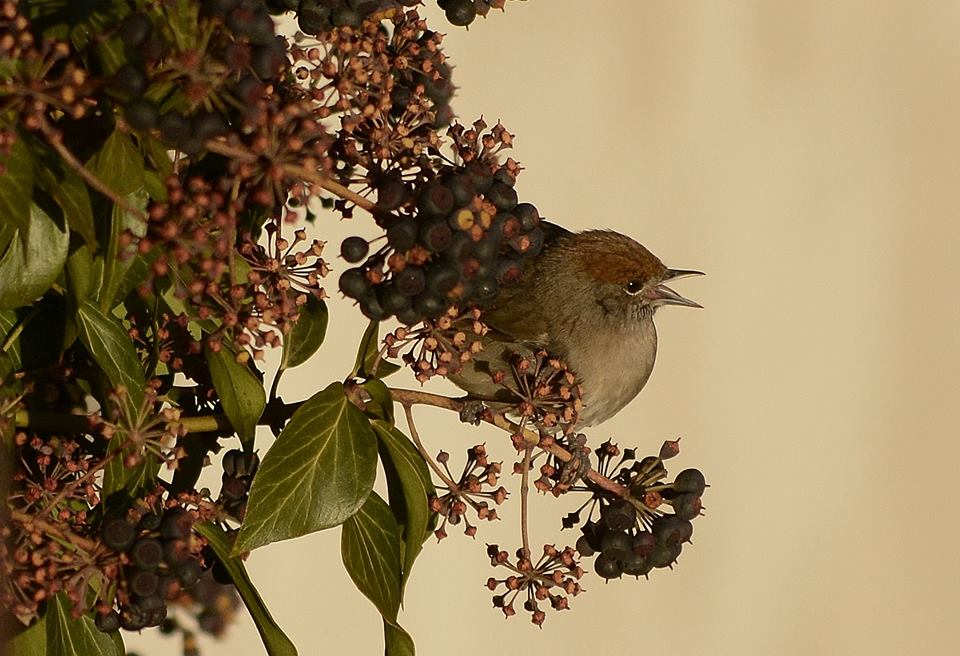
[574,458,707,581]
[338,161,545,325]
[95,507,204,633]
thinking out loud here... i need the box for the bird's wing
[481,220,571,344]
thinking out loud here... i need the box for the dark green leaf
[352,320,400,379]
[34,151,96,247]
[0,203,69,310]
[280,296,328,370]
[109,249,158,308]
[76,300,150,498]
[372,421,434,591]
[165,0,200,49]
[5,612,47,656]
[205,344,265,449]
[85,129,144,196]
[97,188,148,311]
[235,382,377,553]
[47,592,123,656]
[341,491,402,622]
[0,136,34,235]
[194,523,298,656]
[66,243,95,307]
[384,622,416,656]
[0,309,22,371]
[361,378,394,424]
[76,299,145,416]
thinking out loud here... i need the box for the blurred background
[129,1,960,654]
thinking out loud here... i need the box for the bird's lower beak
[649,283,703,308]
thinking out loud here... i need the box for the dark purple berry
[414,292,446,319]
[674,468,706,495]
[124,99,158,131]
[118,14,152,47]
[95,610,121,633]
[386,218,418,251]
[420,219,453,252]
[113,64,148,98]
[103,518,137,552]
[131,538,164,569]
[340,236,369,263]
[418,183,455,218]
[160,508,191,540]
[339,267,369,299]
[672,493,703,521]
[486,182,518,212]
[394,266,426,296]
[599,530,632,561]
[514,203,540,231]
[129,570,159,597]
[594,553,622,580]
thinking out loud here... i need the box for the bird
[448,224,702,428]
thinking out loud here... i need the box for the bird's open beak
[649,269,704,308]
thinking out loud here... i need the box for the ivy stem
[520,444,532,560]
[400,403,460,494]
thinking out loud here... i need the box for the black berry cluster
[219,449,261,520]
[287,0,508,31]
[567,441,707,580]
[117,1,287,153]
[339,161,545,324]
[95,508,203,633]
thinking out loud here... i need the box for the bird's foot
[458,398,487,425]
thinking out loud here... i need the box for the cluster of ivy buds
[95,506,205,632]
[0,0,91,130]
[383,306,486,382]
[493,350,582,437]
[429,444,507,539]
[565,441,707,580]
[485,544,584,626]
[218,449,261,520]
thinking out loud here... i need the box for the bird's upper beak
[647,269,704,308]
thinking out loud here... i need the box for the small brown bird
[449,225,702,427]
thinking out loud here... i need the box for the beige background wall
[129,2,960,654]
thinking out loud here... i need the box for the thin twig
[401,403,459,492]
[202,139,376,213]
[9,509,100,553]
[388,387,629,498]
[520,444,532,560]
[37,116,149,223]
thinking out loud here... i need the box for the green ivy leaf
[235,382,377,553]
[76,300,145,415]
[85,129,144,197]
[280,296,328,370]
[361,378,394,425]
[33,147,96,247]
[341,491,402,621]
[0,136,34,235]
[77,300,151,498]
[96,188,148,311]
[47,592,123,656]
[194,523,298,656]
[0,203,69,310]
[205,344,265,449]
[372,421,435,591]
[5,612,47,656]
[352,320,400,379]
[384,623,416,656]
[0,309,22,371]
[66,243,96,308]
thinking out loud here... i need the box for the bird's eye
[624,280,644,295]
